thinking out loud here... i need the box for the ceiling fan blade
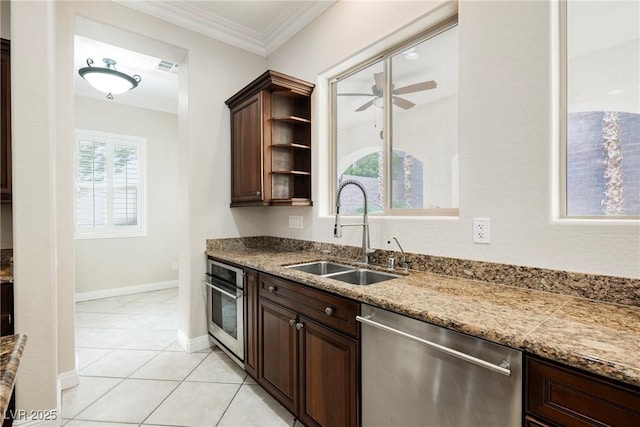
[393,80,437,95]
[337,93,376,97]
[393,96,415,110]
[355,99,375,112]
[374,72,384,92]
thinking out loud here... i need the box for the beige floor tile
[62,376,122,419]
[75,379,179,424]
[185,350,246,384]
[76,348,112,370]
[107,302,159,314]
[144,382,240,426]
[135,292,177,303]
[243,374,258,385]
[76,300,128,313]
[80,350,159,378]
[163,341,185,352]
[130,351,208,381]
[218,384,294,427]
[65,420,139,426]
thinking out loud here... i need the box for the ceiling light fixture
[78,58,141,100]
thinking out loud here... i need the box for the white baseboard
[177,329,211,353]
[75,280,178,302]
[58,368,79,391]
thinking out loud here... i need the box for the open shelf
[271,143,311,150]
[272,116,311,124]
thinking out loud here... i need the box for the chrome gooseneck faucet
[388,236,409,273]
[334,179,376,264]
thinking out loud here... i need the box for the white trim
[58,368,79,391]
[177,329,211,353]
[75,280,178,302]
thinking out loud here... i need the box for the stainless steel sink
[286,261,398,285]
[286,261,354,275]
[327,269,398,285]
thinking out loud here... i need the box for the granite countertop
[0,334,27,420]
[0,266,12,284]
[206,247,640,388]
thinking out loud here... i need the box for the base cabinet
[525,354,640,426]
[244,269,259,379]
[298,316,358,427]
[258,298,298,412]
[255,273,360,427]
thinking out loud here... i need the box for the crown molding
[114,0,265,55]
[262,1,336,55]
[114,0,336,57]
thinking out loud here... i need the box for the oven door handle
[203,281,241,300]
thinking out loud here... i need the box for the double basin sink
[286,261,398,285]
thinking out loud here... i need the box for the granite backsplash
[206,236,639,307]
[0,249,12,269]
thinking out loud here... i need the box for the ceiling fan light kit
[78,58,142,100]
[339,72,437,112]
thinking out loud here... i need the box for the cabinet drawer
[526,355,640,426]
[259,273,359,337]
[0,282,13,314]
[0,313,12,336]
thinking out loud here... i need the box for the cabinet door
[298,316,358,427]
[258,297,298,413]
[1,38,11,203]
[230,92,265,205]
[244,269,258,379]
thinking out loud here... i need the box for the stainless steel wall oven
[204,257,244,365]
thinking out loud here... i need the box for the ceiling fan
[338,72,437,112]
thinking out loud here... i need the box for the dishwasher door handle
[356,315,511,376]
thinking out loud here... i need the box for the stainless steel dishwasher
[358,304,522,427]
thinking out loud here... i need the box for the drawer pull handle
[256,190,261,196]
[268,285,276,293]
[325,307,335,316]
[295,322,304,330]
[289,319,296,327]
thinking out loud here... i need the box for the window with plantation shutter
[75,130,146,238]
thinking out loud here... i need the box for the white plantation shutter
[75,130,145,238]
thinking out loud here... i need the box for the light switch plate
[289,215,303,229]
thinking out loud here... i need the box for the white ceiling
[75,0,335,112]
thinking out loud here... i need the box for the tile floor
[64,288,303,427]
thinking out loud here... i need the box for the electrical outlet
[289,215,303,229]
[473,218,491,244]
[171,261,179,271]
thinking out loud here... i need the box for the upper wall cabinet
[225,70,315,207]
[1,39,11,204]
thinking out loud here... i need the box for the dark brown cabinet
[225,70,314,207]
[298,316,358,427]
[243,269,259,379]
[1,38,11,204]
[1,281,14,427]
[0,282,13,335]
[525,354,640,426]
[258,297,298,412]
[255,273,360,427]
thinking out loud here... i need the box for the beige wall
[74,97,179,294]
[257,0,640,279]
[0,0,9,39]
[0,204,11,248]
[1,0,10,249]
